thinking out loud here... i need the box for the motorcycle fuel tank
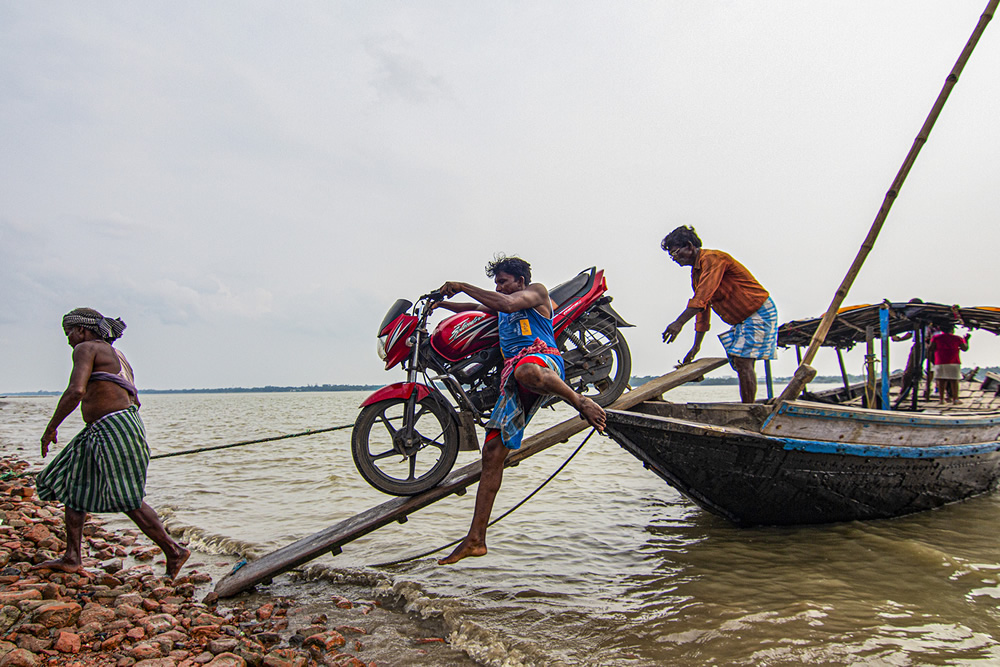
[430,311,499,362]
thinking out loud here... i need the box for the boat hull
[605,408,1000,526]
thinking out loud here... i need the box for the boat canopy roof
[777,301,1000,350]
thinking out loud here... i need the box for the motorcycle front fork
[422,371,486,452]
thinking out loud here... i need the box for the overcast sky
[2,1,999,392]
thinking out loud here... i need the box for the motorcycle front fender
[359,382,435,408]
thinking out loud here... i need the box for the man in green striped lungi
[34,308,190,579]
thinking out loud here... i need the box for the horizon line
[1,372,887,397]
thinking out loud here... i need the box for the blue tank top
[498,306,558,359]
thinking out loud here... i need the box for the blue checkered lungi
[485,347,564,451]
[717,297,778,360]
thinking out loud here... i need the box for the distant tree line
[140,384,381,394]
[2,384,381,397]
[8,367,998,397]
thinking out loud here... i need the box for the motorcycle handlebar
[420,290,445,302]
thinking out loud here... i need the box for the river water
[3,385,1000,666]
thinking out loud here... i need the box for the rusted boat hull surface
[605,409,1000,526]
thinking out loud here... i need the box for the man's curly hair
[661,226,702,252]
[485,254,531,285]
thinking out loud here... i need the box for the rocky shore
[0,458,462,667]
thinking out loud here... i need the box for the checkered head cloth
[62,309,127,342]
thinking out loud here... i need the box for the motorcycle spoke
[416,430,447,451]
[587,341,613,355]
[370,447,402,461]
[374,410,399,438]
[407,455,417,481]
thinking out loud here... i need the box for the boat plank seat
[981,371,1000,395]
[761,399,1000,446]
[632,401,771,430]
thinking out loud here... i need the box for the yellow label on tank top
[519,319,531,336]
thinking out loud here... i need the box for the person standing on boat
[661,226,777,403]
[432,255,607,565]
[35,308,190,579]
[926,322,970,404]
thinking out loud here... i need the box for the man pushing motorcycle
[433,254,607,565]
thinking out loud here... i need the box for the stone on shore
[53,631,81,654]
[30,601,81,628]
[205,653,246,667]
[2,455,430,667]
[0,648,42,667]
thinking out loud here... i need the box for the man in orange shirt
[661,226,778,403]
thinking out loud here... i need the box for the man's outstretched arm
[439,281,546,314]
[434,301,489,314]
[663,306,703,343]
[440,281,548,313]
[41,344,95,457]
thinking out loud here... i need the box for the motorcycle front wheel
[351,397,459,496]
[558,317,632,408]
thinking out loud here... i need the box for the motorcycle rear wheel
[558,317,632,407]
[351,397,459,496]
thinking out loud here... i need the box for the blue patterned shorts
[718,297,778,360]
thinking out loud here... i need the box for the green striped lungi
[36,406,150,513]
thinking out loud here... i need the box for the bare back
[75,340,133,423]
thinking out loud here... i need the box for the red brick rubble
[0,458,404,667]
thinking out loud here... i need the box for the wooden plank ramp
[214,357,727,597]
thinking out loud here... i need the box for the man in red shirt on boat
[926,322,970,404]
[661,226,778,403]
[432,255,606,565]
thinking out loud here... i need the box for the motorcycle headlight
[377,335,388,361]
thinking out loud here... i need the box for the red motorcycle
[352,267,632,495]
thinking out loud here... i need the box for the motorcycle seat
[550,267,596,315]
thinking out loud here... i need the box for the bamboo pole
[912,326,923,411]
[880,305,891,410]
[778,0,998,402]
[836,349,851,397]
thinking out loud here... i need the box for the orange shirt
[688,249,769,332]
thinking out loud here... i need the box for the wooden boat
[605,4,1000,526]
[605,302,1000,526]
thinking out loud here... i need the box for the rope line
[370,428,597,568]
[150,423,356,460]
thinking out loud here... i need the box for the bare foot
[32,558,93,577]
[166,547,191,580]
[578,396,606,432]
[437,539,487,565]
